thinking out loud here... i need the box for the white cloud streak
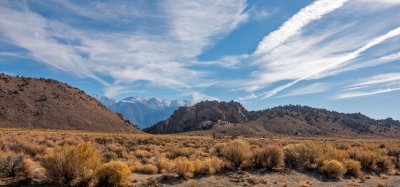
[337,87,400,99]
[0,7,107,84]
[278,83,331,98]
[188,92,219,104]
[236,93,257,103]
[337,72,400,99]
[1,0,400,104]
[254,0,348,55]
[231,0,400,102]
[359,0,400,4]
[234,0,354,98]
[318,51,400,78]
[0,0,248,101]
[262,26,400,98]
[348,73,400,89]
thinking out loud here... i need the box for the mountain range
[0,73,139,132]
[144,101,400,137]
[2,73,400,138]
[93,95,190,129]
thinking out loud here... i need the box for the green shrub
[95,161,131,187]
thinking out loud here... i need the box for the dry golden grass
[140,164,158,174]
[251,144,284,170]
[167,146,195,159]
[134,149,152,159]
[321,160,347,179]
[192,156,225,176]
[0,151,25,177]
[95,160,131,187]
[1,128,400,186]
[377,183,385,187]
[155,156,175,174]
[21,158,46,183]
[283,143,320,169]
[127,159,143,173]
[246,176,260,185]
[343,159,363,178]
[42,142,101,186]
[221,139,251,169]
[175,157,195,179]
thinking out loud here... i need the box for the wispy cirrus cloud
[1,0,400,106]
[0,52,27,59]
[337,73,400,99]
[261,25,400,98]
[236,93,257,103]
[236,0,400,101]
[337,87,400,99]
[360,0,400,4]
[52,0,147,21]
[0,6,103,83]
[187,91,219,104]
[278,83,331,98]
[250,8,270,22]
[318,51,400,78]
[254,0,348,56]
[346,73,400,89]
[0,0,249,99]
[236,0,350,94]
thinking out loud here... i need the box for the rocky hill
[0,74,139,132]
[93,96,189,129]
[144,101,400,137]
[143,100,249,134]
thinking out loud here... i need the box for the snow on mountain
[92,95,116,106]
[95,96,190,129]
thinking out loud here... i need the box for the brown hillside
[0,74,139,132]
[144,101,400,137]
[237,105,400,137]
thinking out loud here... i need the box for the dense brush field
[0,129,400,186]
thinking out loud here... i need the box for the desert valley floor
[1,128,399,187]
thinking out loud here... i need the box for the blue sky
[1,0,400,119]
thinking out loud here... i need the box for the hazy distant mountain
[144,101,400,137]
[92,95,116,106]
[94,96,190,129]
[0,74,139,132]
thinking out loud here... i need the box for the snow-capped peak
[93,95,190,129]
[120,96,148,104]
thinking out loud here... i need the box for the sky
[0,0,400,120]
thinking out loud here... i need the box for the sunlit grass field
[0,128,399,186]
